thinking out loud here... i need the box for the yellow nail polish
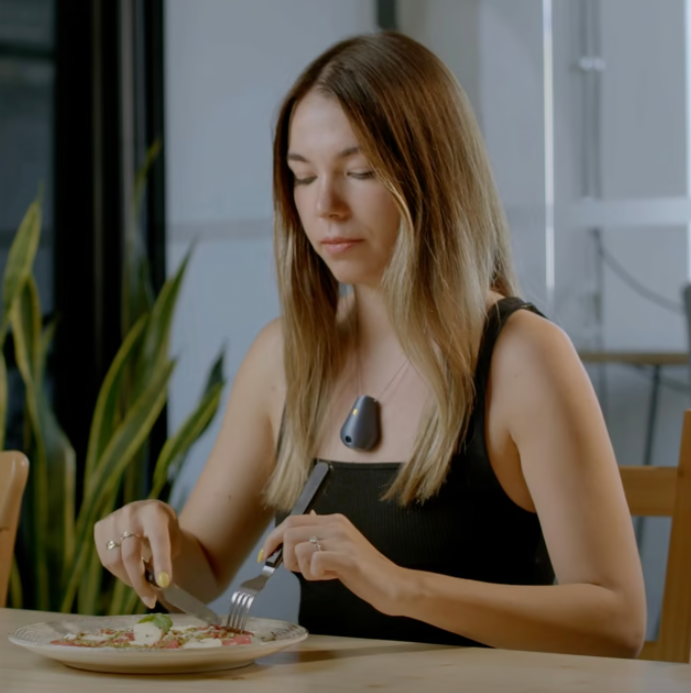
[157,572,171,588]
[257,548,265,563]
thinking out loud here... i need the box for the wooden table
[2,608,691,692]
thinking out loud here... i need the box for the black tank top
[277,297,554,647]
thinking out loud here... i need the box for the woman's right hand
[94,499,182,609]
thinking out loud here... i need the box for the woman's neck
[351,285,400,358]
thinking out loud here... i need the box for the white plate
[8,614,308,674]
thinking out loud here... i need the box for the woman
[95,31,646,657]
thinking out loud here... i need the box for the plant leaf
[83,314,148,489]
[62,359,175,613]
[0,196,41,345]
[132,248,192,402]
[151,381,224,499]
[10,276,50,610]
[122,139,161,338]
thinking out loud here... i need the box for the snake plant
[3,148,225,615]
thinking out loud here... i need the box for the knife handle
[264,461,331,570]
[144,564,158,586]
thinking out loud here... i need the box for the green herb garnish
[137,613,173,633]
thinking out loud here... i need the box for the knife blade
[144,564,220,626]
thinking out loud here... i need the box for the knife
[262,460,332,570]
[144,564,221,626]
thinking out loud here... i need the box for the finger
[310,549,349,580]
[94,520,133,588]
[294,540,319,580]
[120,534,157,608]
[262,515,328,559]
[143,512,174,589]
[280,527,305,572]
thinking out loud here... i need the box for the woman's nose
[316,180,347,219]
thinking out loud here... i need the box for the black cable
[593,234,683,314]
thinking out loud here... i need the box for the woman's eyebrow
[286,146,362,163]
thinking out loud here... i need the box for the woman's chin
[329,270,380,289]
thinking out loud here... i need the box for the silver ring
[106,539,121,551]
[309,535,322,552]
[120,530,141,543]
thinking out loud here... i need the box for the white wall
[400,0,689,641]
[165,0,376,623]
[166,0,688,639]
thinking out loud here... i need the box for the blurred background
[1,0,689,642]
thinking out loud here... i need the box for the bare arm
[393,311,646,656]
[173,319,284,600]
[96,318,284,605]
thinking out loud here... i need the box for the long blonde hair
[265,31,518,511]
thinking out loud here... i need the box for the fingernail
[144,596,156,609]
[257,548,265,563]
[157,572,171,588]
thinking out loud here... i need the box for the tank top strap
[458,297,545,455]
[473,296,544,392]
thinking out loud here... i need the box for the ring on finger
[106,539,121,551]
[120,530,142,543]
[309,535,322,552]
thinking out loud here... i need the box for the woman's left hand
[261,513,409,616]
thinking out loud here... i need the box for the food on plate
[49,613,259,649]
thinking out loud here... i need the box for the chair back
[619,409,691,662]
[0,451,29,608]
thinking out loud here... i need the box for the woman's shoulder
[489,300,586,408]
[237,317,285,389]
[494,302,575,366]
[234,317,286,433]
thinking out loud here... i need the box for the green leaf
[0,195,41,345]
[37,316,58,394]
[122,139,161,337]
[137,612,173,633]
[151,382,223,499]
[38,387,76,609]
[10,276,41,389]
[83,315,148,489]
[108,576,131,616]
[62,359,175,613]
[132,249,192,402]
[11,276,49,610]
[34,315,76,605]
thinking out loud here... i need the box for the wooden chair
[619,409,691,662]
[0,451,29,608]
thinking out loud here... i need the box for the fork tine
[229,592,244,631]
[226,589,243,630]
[228,589,252,632]
[238,594,255,633]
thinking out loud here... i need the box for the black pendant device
[340,395,381,451]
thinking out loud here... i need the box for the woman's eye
[349,170,375,180]
[293,175,316,186]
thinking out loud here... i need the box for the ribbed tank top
[277,297,554,646]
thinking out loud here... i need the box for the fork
[225,461,331,632]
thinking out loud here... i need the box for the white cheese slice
[132,622,164,646]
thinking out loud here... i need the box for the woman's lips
[321,238,361,256]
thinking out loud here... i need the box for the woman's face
[287,91,401,288]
